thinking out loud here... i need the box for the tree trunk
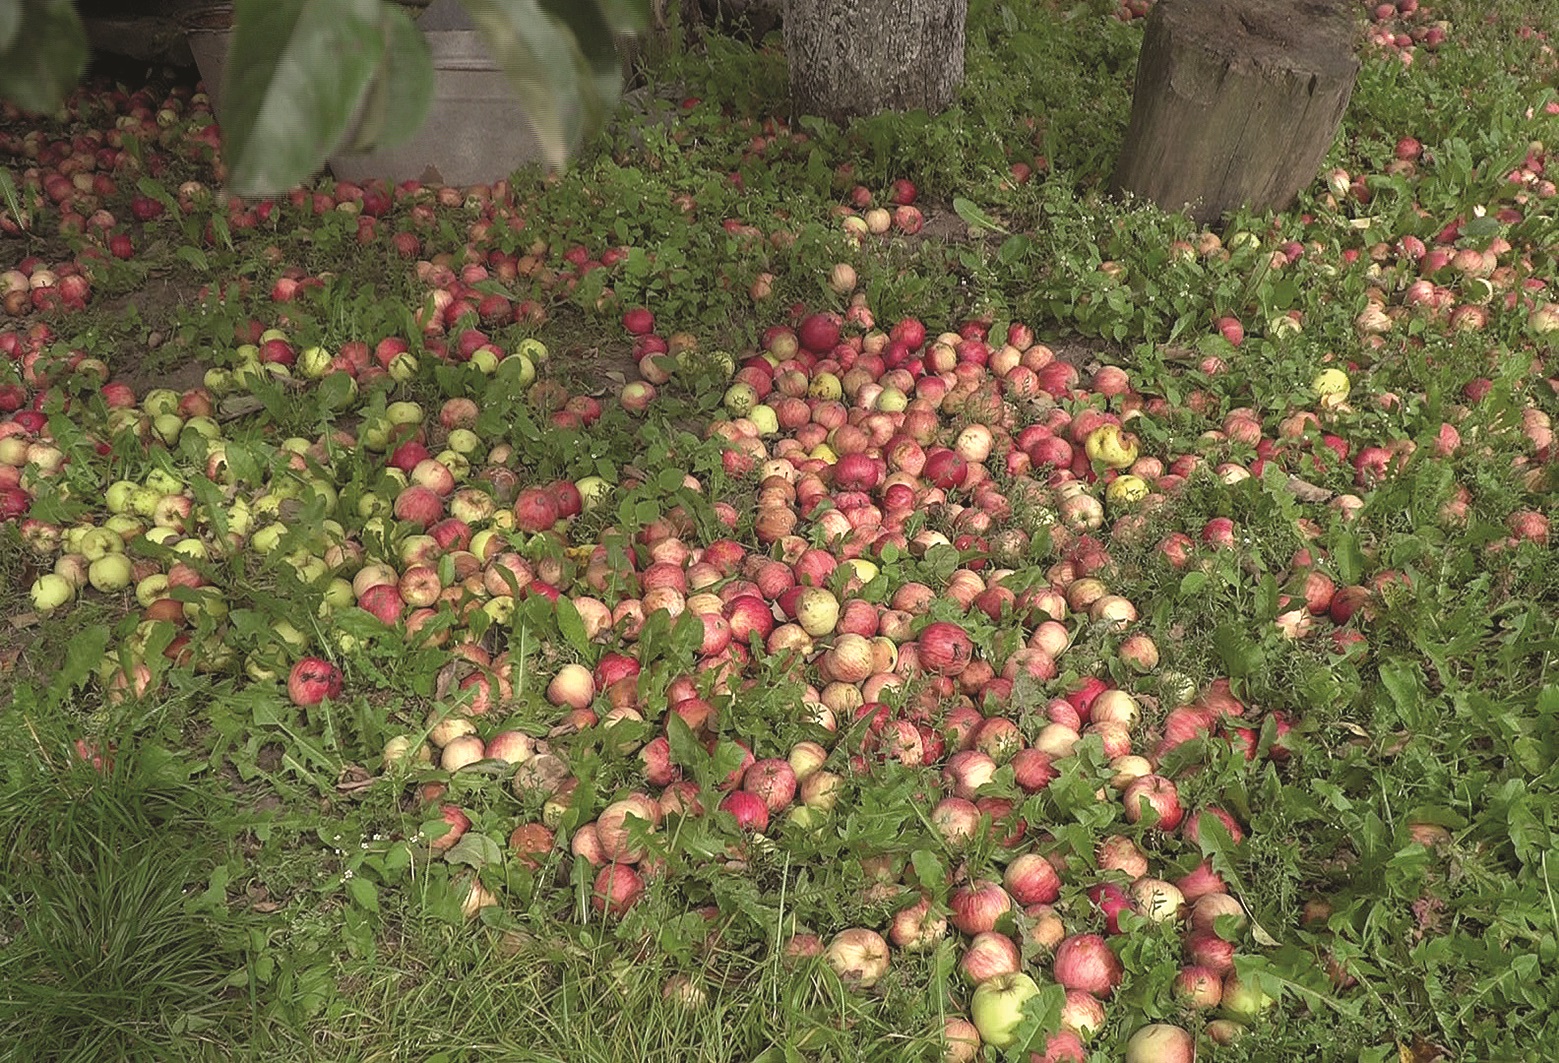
[783,0,967,122]
[1110,0,1359,225]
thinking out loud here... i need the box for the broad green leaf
[1459,215,1501,242]
[222,0,386,196]
[1213,622,1263,678]
[554,595,590,657]
[348,4,434,152]
[444,831,503,868]
[0,0,87,115]
[998,233,1031,264]
[709,739,750,785]
[665,712,706,773]
[952,196,1008,235]
[1333,528,1364,585]
[595,0,649,33]
[539,0,621,131]
[347,876,380,913]
[0,0,22,53]
[459,0,613,171]
[52,624,109,696]
[910,849,945,892]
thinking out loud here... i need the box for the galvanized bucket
[184,0,543,188]
[326,29,545,187]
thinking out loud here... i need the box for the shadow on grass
[0,729,252,1063]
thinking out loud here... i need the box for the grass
[1,0,1558,1059]
[0,715,249,1062]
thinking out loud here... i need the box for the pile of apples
[1362,0,1449,63]
[3,45,1557,1061]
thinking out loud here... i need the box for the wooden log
[783,0,967,123]
[1110,0,1360,225]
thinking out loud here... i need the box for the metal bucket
[183,6,234,117]
[327,30,544,187]
[184,0,542,188]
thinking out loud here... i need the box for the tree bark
[1110,0,1359,225]
[783,0,967,123]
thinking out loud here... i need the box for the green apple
[1313,367,1350,406]
[1220,972,1274,1022]
[385,401,423,426]
[79,527,122,561]
[1084,424,1139,469]
[483,595,516,625]
[129,486,163,518]
[499,352,536,389]
[321,577,355,610]
[151,414,184,445]
[141,387,179,416]
[183,415,221,441]
[808,371,842,401]
[88,553,133,592]
[387,351,419,381]
[227,499,254,536]
[135,573,170,608]
[1105,474,1148,507]
[446,429,482,458]
[203,367,233,395]
[29,573,75,612]
[182,587,228,623]
[105,480,138,514]
[515,337,548,364]
[468,347,499,374]
[575,475,610,511]
[145,468,183,495]
[297,345,333,379]
[360,419,392,450]
[171,538,208,561]
[749,404,779,436]
[103,514,143,541]
[250,523,288,554]
[970,972,1042,1049]
[434,450,470,480]
[724,382,759,416]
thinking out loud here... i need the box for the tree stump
[783,0,967,122]
[1110,0,1359,225]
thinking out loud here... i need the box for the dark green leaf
[348,4,434,152]
[910,849,945,892]
[52,624,109,696]
[444,832,503,868]
[1007,983,1065,1056]
[347,876,380,913]
[666,713,707,773]
[554,595,590,657]
[952,196,1008,235]
[0,0,22,53]
[1459,215,1501,242]
[0,0,87,115]
[709,739,750,785]
[998,233,1031,264]
[222,0,386,196]
[595,0,649,33]
[1333,529,1364,585]
[459,0,620,171]
[1212,623,1263,678]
